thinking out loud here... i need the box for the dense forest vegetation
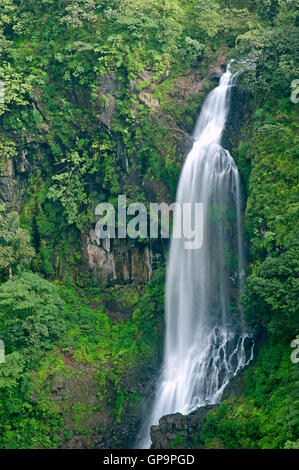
[0,0,298,449]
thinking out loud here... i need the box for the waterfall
[137,63,254,449]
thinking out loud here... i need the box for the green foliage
[0,267,166,448]
[0,352,26,391]
[0,0,261,240]
[183,37,205,64]
[255,0,297,24]
[106,0,183,54]
[0,271,66,357]
[0,0,298,451]
[0,212,35,277]
[0,62,33,115]
[196,2,299,450]
[233,12,298,98]
[133,266,165,356]
[20,180,83,279]
[237,100,299,339]
[60,0,98,30]
[0,271,66,448]
[198,341,299,449]
[168,432,188,449]
[242,245,299,336]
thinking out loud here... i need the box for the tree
[60,0,98,29]
[0,271,66,356]
[0,212,35,278]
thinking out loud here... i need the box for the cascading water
[138,63,254,449]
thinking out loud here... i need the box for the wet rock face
[149,363,252,449]
[37,350,162,449]
[150,405,216,449]
[82,230,152,284]
[144,175,173,205]
[0,148,31,212]
[0,159,15,209]
[97,72,121,130]
[223,82,251,153]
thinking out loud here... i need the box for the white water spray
[138,63,254,448]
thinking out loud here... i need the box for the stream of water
[138,63,254,448]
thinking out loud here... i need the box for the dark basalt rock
[150,405,217,449]
[0,146,33,213]
[222,81,251,154]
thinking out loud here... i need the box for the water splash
[138,63,254,448]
